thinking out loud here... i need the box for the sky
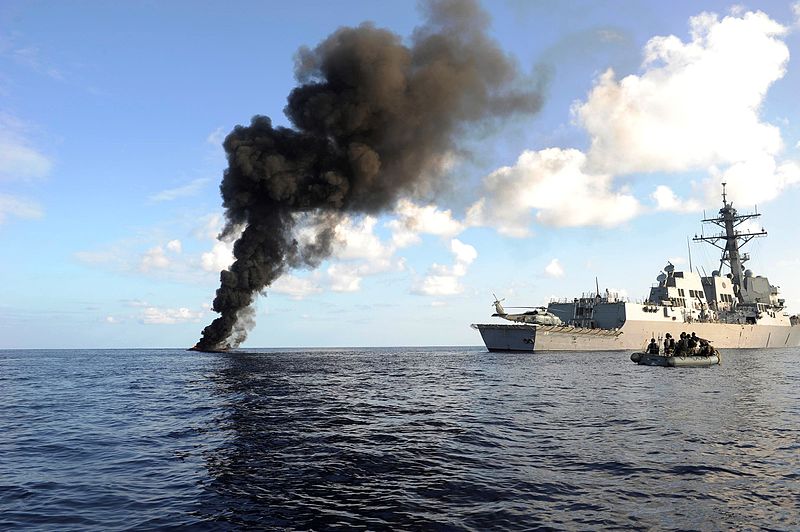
[2,0,800,349]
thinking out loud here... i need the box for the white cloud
[326,255,404,293]
[327,263,363,292]
[140,246,170,271]
[201,240,235,273]
[467,148,639,234]
[105,316,119,324]
[576,11,788,176]
[141,306,205,324]
[470,9,796,230]
[125,299,150,308]
[295,205,462,293]
[332,216,392,261]
[0,139,52,180]
[597,29,626,43]
[413,239,477,296]
[148,178,210,202]
[729,4,745,17]
[77,237,196,279]
[450,239,477,274]
[139,241,183,272]
[166,239,182,253]
[414,271,461,296]
[207,127,226,146]
[199,215,242,273]
[574,9,799,206]
[194,213,225,240]
[0,194,43,224]
[544,258,565,278]
[387,199,464,248]
[10,45,64,81]
[708,156,800,205]
[271,274,322,300]
[793,2,800,26]
[195,205,458,297]
[388,225,422,249]
[0,115,52,181]
[74,212,234,282]
[651,185,703,212]
[0,116,48,224]
[289,214,405,293]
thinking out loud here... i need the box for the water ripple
[1,347,799,530]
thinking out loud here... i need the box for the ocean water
[1,347,798,530]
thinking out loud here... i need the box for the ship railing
[549,294,632,304]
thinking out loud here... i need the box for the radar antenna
[693,183,766,303]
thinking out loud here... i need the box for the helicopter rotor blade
[491,292,505,304]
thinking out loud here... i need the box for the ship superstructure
[473,185,800,351]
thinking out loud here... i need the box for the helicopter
[491,293,563,325]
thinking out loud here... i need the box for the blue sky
[2,0,799,348]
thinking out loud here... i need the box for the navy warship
[473,185,800,351]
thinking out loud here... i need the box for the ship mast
[693,183,767,303]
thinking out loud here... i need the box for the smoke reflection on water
[0,347,798,530]
[192,348,800,530]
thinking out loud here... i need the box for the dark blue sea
[1,347,798,530]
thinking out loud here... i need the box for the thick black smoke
[195,0,543,351]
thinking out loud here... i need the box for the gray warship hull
[473,318,800,352]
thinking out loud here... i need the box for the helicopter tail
[491,292,507,316]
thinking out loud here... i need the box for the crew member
[688,332,699,350]
[676,332,688,356]
[647,338,659,354]
[697,335,712,356]
[663,333,675,354]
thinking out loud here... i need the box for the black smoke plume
[194,0,543,351]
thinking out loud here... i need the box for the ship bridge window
[678,288,685,297]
